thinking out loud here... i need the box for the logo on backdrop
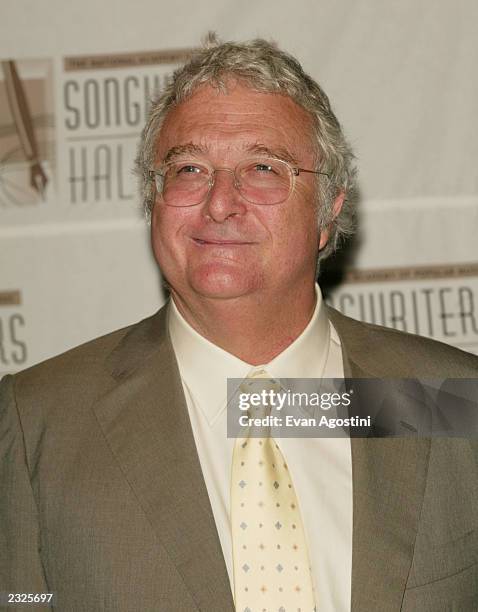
[0,59,54,207]
[62,48,194,205]
[0,47,194,213]
[327,262,478,355]
[0,290,27,375]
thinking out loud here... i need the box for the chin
[188,265,261,299]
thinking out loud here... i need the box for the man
[1,35,477,612]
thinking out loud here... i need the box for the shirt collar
[168,284,331,425]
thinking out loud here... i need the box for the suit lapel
[327,307,431,611]
[93,306,234,611]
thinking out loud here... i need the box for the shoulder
[0,306,171,472]
[13,322,133,393]
[326,305,478,377]
[2,307,168,414]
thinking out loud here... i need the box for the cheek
[267,200,319,259]
[150,210,164,260]
[151,208,184,266]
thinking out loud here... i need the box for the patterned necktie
[231,369,316,612]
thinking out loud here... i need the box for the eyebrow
[162,143,206,164]
[245,144,299,166]
[160,142,300,166]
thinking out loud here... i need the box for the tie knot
[241,369,281,390]
[249,368,277,381]
[239,370,281,426]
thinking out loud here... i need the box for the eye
[168,162,209,182]
[176,164,203,174]
[253,163,275,173]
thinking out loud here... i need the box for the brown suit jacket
[1,304,478,611]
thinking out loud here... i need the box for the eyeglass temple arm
[293,168,330,178]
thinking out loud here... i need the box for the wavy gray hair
[135,33,356,263]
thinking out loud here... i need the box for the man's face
[151,82,325,304]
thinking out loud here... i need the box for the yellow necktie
[231,369,316,611]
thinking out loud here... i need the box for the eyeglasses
[148,157,329,207]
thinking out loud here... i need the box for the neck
[171,283,317,365]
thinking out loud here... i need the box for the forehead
[155,82,316,163]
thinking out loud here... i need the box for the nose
[202,167,247,222]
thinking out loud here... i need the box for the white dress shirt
[168,285,352,611]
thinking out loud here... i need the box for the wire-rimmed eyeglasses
[148,157,329,207]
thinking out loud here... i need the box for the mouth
[192,238,254,246]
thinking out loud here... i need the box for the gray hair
[135,33,357,263]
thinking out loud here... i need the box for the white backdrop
[1,0,477,376]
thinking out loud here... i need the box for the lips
[192,237,254,245]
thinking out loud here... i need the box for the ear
[318,190,345,250]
